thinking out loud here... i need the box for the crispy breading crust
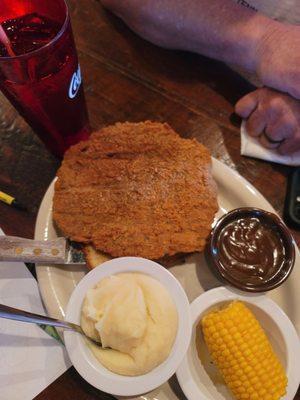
[53,121,218,259]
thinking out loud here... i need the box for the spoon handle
[0,303,83,334]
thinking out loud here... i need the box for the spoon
[0,303,102,346]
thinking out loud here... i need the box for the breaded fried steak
[53,121,218,259]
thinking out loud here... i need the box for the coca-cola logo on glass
[69,65,82,99]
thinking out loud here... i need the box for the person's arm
[101,0,300,99]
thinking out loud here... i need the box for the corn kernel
[222,349,230,357]
[247,387,255,395]
[237,386,246,394]
[258,388,267,396]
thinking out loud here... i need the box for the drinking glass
[0,0,90,157]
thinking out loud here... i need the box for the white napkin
[0,228,70,400]
[240,120,300,166]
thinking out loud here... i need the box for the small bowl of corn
[176,287,300,400]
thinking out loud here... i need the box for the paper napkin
[240,120,300,166]
[0,228,70,400]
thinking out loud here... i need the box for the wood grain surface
[0,0,298,399]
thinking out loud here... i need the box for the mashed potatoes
[81,273,178,376]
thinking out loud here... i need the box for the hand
[255,23,300,100]
[235,88,300,154]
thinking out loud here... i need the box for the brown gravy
[218,216,286,285]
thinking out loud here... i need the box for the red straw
[0,24,15,57]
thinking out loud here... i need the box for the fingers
[278,133,300,154]
[259,116,296,149]
[235,92,259,119]
[259,133,283,150]
[245,108,267,137]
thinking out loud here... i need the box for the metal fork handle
[0,303,83,334]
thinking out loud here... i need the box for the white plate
[35,158,300,400]
[176,287,300,400]
[64,257,191,396]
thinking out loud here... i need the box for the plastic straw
[0,24,15,57]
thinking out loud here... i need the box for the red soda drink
[0,0,90,158]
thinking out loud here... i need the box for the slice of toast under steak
[82,243,188,270]
[82,244,111,270]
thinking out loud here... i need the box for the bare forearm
[163,0,273,71]
[103,0,276,72]
[103,0,300,99]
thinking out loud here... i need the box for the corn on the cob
[201,301,287,400]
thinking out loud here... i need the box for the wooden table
[0,0,299,399]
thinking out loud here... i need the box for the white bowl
[176,287,300,400]
[64,257,192,396]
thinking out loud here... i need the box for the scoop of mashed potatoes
[81,272,178,376]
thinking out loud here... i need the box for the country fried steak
[53,121,218,260]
